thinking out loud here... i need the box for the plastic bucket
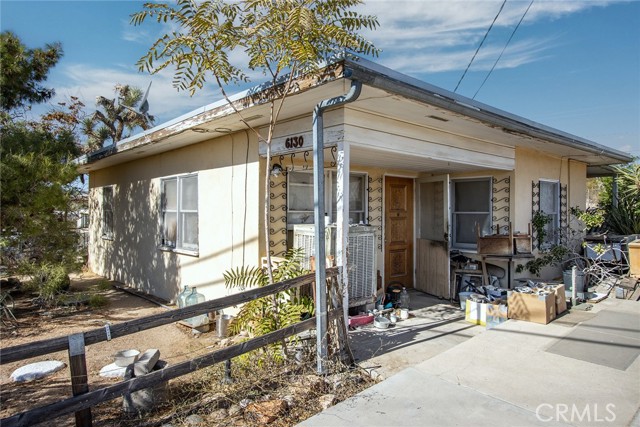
[217,314,233,338]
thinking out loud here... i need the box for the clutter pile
[462,282,567,328]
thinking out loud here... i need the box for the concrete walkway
[301,297,640,427]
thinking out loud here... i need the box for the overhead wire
[454,0,508,94]
[473,0,535,99]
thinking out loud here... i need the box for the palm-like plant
[223,248,313,338]
[82,84,154,150]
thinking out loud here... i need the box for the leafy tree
[0,120,81,272]
[0,31,62,114]
[82,83,154,150]
[132,0,379,281]
[0,33,82,293]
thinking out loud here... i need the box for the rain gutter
[313,78,362,375]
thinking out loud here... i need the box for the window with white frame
[539,180,560,248]
[452,178,492,249]
[287,170,367,228]
[102,186,114,239]
[161,174,198,251]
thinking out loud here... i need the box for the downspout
[313,78,362,375]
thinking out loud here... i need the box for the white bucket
[400,308,409,320]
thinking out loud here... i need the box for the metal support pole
[313,79,362,375]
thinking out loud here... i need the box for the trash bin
[217,314,233,338]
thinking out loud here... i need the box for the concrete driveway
[302,293,640,427]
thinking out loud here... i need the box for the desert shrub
[25,262,71,304]
[88,294,108,308]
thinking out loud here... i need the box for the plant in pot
[517,207,626,296]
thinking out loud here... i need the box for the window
[102,186,114,239]
[539,180,560,248]
[452,178,492,249]
[79,212,89,229]
[287,171,367,227]
[161,174,198,252]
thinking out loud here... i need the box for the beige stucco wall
[88,133,261,303]
[513,147,586,233]
[511,147,587,281]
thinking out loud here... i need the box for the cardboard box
[486,302,508,329]
[548,284,567,315]
[507,291,556,324]
[465,300,487,326]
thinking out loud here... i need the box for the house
[76,57,632,305]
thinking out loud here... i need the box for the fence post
[68,333,92,427]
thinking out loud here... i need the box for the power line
[473,0,535,100]
[454,0,508,93]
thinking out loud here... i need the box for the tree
[0,31,62,114]
[0,33,82,287]
[132,0,378,282]
[82,83,154,150]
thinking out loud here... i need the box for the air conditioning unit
[293,224,376,307]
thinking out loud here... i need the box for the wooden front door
[384,176,414,288]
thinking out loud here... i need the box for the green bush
[27,262,71,304]
[88,294,108,308]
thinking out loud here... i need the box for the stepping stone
[11,360,66,382]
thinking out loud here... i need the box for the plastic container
[185,287,208,327]
[177,285,191,309]
[399,287,410,310]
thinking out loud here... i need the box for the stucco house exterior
[76,57,632,305]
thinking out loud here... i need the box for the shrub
[26,262,71,304]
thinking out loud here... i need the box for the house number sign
[285,135,304,149]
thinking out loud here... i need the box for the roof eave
[343,57,633,166]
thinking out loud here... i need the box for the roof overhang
[75,57,633,173]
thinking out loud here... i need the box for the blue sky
[1,0,638,156]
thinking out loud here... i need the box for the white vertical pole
[571,265,577,306]
[336,141,351,327]
[313,106,328,375]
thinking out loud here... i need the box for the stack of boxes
[465,283,568,327]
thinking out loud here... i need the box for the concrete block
[133,348,160,376]
[123,360,168,415]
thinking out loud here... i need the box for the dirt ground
[1,272,374,427]
[0,272,220,425]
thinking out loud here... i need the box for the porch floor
[348,289,485,379]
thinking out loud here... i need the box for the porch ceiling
[349,145,492,174]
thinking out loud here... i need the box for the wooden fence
[0,267,342,427]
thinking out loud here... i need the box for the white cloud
[52,63,223,123]
[356,0,619,73]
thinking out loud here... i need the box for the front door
[384,176,414,288]
[416,175,451,298]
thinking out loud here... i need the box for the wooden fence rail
[0,267,339,365]
[0,267,343,427]
[2,309,341,427]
